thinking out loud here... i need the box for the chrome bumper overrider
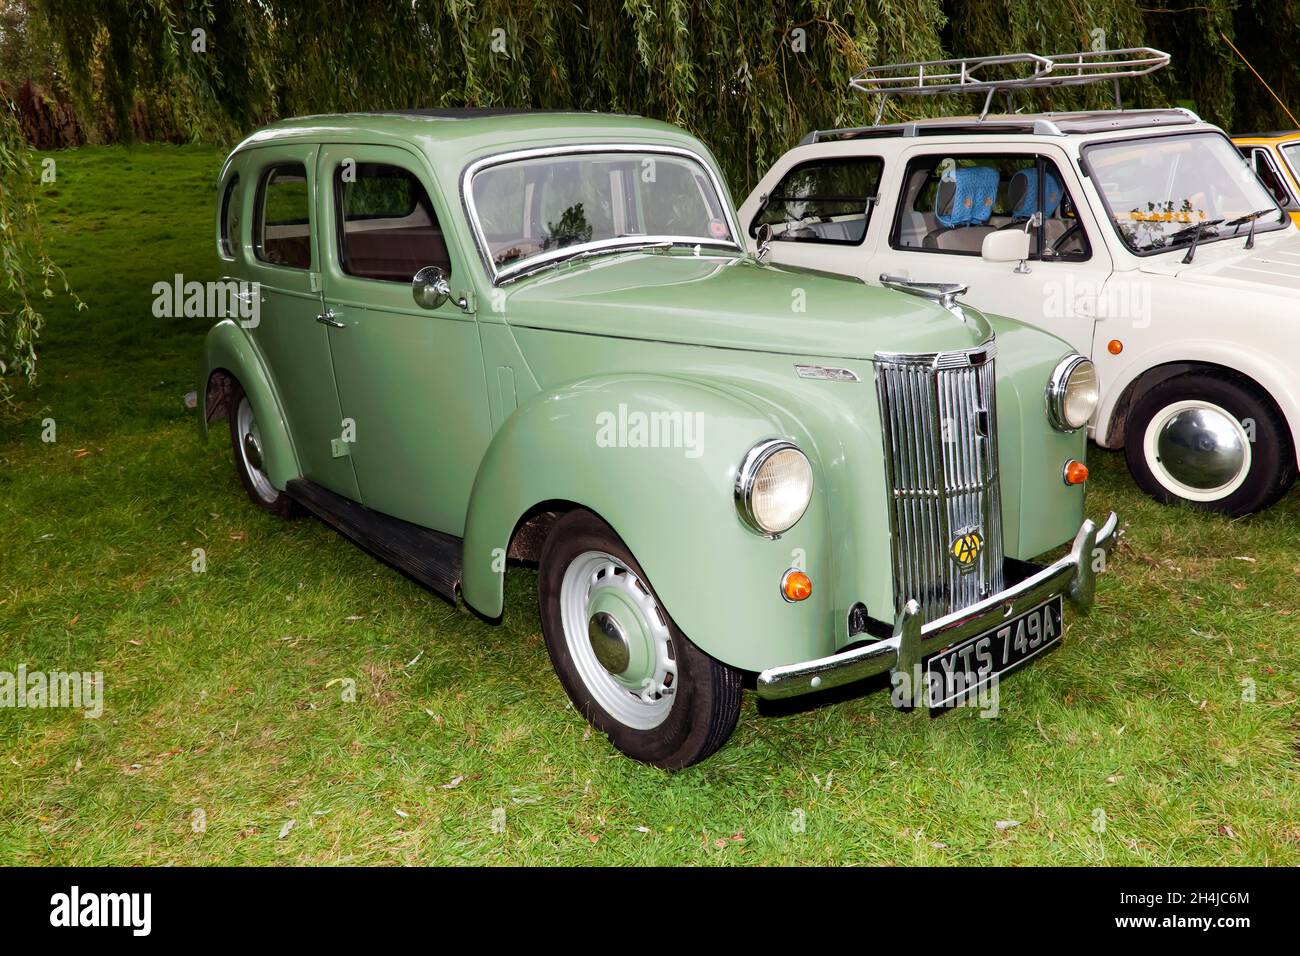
[756,512,1121,701]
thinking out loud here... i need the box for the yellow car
[1233,130,1300,225]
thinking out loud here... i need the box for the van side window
[255,164,312,269]
[751,157,884,245]
[336,163,450,282]
[219,174,241,259]
[891,154,1090,261]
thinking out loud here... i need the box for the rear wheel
[538,511,742,769]
[1124,370,1295,517]
[227,381,296,517]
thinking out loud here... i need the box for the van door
[242,146,359,499]
[871,146,1115,359]
[314,144,492,534]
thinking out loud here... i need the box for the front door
[871,147,1115,359]
[314,144,493,535]
[242,146,359,499]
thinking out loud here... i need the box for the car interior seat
[924,166,999,252]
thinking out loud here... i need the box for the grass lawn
[0,144,1296,866]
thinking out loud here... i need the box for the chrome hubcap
[588,610,631,675]
[235,397,277,503]
[243,430,264,472]
[1144,400,1251,501]
[559,551,676,730]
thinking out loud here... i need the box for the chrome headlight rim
[1045,354,1098,432]
[735,438,813,538]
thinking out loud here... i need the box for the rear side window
[335,162,450,283]
[751,157,883,244]
[219,175,241,259]
[255,164,312,269]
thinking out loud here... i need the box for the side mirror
[755,223,773,263]
[981,229,1031,263]
[412,266,451,310]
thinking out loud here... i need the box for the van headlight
[735,439,813,536]
[1045,355,1099,432]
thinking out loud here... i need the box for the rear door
[315,143,492,535]
[242,145,359,499]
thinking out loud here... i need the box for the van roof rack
[850,48,1170,124]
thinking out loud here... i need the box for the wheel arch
[1098,354,1300,467]
[459,372,839,674]
[200,319,301,489]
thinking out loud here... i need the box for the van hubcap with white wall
[1142,400,1251,501]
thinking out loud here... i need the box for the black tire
[1124,370,1295,517]
[226,380,296,518]
[538,510,742,769]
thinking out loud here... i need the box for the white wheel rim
[236,397,278,503]
[1142,399,1252,502]
[559,551,677,730]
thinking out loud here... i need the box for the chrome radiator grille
[874,340,1004,622]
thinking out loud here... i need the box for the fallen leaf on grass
[394,808,409,819]
[278,819,295,840]
[1216,824,1237,839]
[994,820,1021,831]
[441,775,464,790]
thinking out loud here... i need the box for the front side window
[255,163,312,269]
[891,153,1089,260]
[751,157,884,244]
[336,162,450,282]
[469,149,736,279]
[219,175,241,259]
[1084,132,1286,255]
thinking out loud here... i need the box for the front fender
[460,373,837,673]
[1095,336,1300,461]
[199,319,300,490]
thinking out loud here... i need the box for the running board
[285,479,462,603]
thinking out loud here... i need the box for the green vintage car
[200,109,1118,767]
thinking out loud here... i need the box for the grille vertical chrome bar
[874,340,1004,622]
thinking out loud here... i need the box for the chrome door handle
[316,308,345,328]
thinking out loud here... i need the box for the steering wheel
[1050,222,1083,256]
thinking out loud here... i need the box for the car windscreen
[1083,132,1287,254]
[469,149,736,277]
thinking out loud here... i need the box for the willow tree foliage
[0,101,81,393]
[19,0,1300,194]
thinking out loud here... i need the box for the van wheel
[227,382,296,517]
[538,511,742,769]
[1124,370,1295,517]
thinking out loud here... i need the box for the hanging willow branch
[0,99,82,395]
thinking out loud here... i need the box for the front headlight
[1046,355,1099,432]
[735,439,813,536]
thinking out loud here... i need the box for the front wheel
[1124,370,1295,517]
[538,511,742,769]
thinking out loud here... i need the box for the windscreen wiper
[1167,218,1224,264]
[1224,209,1276,250]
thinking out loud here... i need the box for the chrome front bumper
[756,512,1121,701]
